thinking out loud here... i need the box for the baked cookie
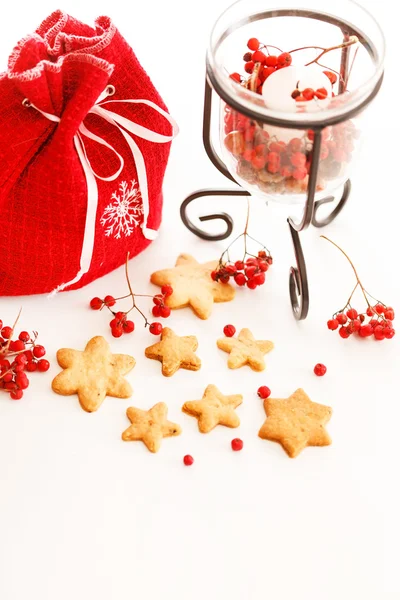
[217,327,274,371]
[52,336,135,412]
[182,384,243,433]
[122,402,181,453]
[258,388,332,458]
[151,254,235,320]
[145,327,201,377]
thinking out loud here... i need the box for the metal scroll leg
[288,224,309,321]
[312,180,351,228]
[180,188,250,241]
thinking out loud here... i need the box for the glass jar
[207,0,385,204]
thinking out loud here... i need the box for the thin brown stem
[261,43,284,54]
[344,45,359,90]
[321,235,372,308]
[304,36,359,67]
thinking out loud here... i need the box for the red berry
[26,361,37,372]
[346,308,358,320]
[219,275,230,284]
[2,372,13,383]
[258,260,269,272]
[90,297,103,310]
[4,382,17,391]
[314,87,328,100]
[230,72,241,83]
[159,306,171,318]
[374,326,385,341]
[111,326,123,338]
[375,304,385,314]
[161,285,173,297]
[104,295,116,307]
[11,340,25,352]
[290,152,307,168]
[292,167,307,180]
[231,438,243,451]
[16,373,29,389]
[235,260,245,271]
[1,326,13,339]
[265,55,278,67]
[336,313,347,325]
[384,308,395,320]
[291,89,301,99]
[245,265,257,279]
[358,324,373,338]
[152,305,161,317]
[223,324,236,337]
[10,390,23,400]
[123,320,135,333]
[253,272,265,286]
[15,354,27,366]
[247,38,259,51]
[246,279,258,290]
[339,326,350,339]
[261,66,275,80]
[277,52,292,67]
[257,386,271,399]
[0,320,2,330]
[252,50,266,64]
[234,273,246,286]
[183,454,194,466]
[243,52,252,62]
[37,359,50,372]
[369,319,379,329]
[384,327,395,339]
[153,294,164,306]
[314,363,327,376]
[19,331,30,342]
[302,87,315,101]
[33,345,46,358]
[252,155,267,169]
[244,61,255,74]
[12,361,25,372]
[327,319,339,330]
[24,350,33,361]
[149,322,163,336]
[211,270,218,281]
[366,307,374,317]
[0,359,10,370]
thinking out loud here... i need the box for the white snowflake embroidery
[100,180,144,239]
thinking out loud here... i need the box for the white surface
[0,1,399,599]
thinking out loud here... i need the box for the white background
[0,1,398,599]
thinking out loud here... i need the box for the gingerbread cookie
[182,384,243,433]
[145,327,201,377]
[52,336,135,412]
[217,327,273,371]
[151,254,235,320]
[258,388,332,458]
[122,402,181,453]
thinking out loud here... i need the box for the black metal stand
[180,10,383,320]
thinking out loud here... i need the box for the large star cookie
[151,254,235,320]
[258,388,332,458]
[182,384,243,433]
[52,336,135,412]
[217,328,274,371]
[145,327,201,377]
[122,402,182,453]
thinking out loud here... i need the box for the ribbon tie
[23,85,178,294]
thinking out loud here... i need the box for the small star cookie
[122,402,182,453]
[145,327,201,377]
[217,328,274,371]
[52,336,135,412]
[258,388,332,458]
[182,384,243,433]
[150,254,235,320]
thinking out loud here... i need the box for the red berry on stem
[384,327,395,339]
[1,326,13,339]
[231,438,243,451]
[11,340,25,352]
[257,386,271,399]
[323,70,337,84]
[153,294,164,306]
[161,285,173,297]
[37,359,50,372]
[15,354,27,366]
[314,363,327,377]
[314,87,328,100]
[223,324,236,337]
[160,306,171,318]
[253,272,265,286]
[235,260,244,271]
[247,38,259,51]
[385,308,395,320]
[2,372,13,383]
[336,313,347,325]
[374,326,385,341]
[152,305,161,317]
[247,279,258,290]
[244,61,255,74]
[252,50,266,64]
[277,52,292,67]
[346,308,358,320]
[230,72,241,83]
[302,87,315,101]
[149,322,163,336]
[33,345,46,358]
[19,331,30,342]
[359,324,373,338]
[327,319,339,330]
[10,390,23,400]
[234,273,246,286]
[26,361,37,372]
[123,320,135,333]
[111,326,123,338]
[339,326,350,339]
[90,297,103,310]
[16,373,29,389]
[104,295,116,307]
[265,55,278,67]
[183,455,194,466]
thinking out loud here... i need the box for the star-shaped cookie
[182,384,243,433]
[258,388,332,458]
[151,254,235,320]
[217,328,274,371]
[122,402,182,453]
[145,327,201,377]
[52,336,135,412]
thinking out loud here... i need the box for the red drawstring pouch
[0,10,178,296]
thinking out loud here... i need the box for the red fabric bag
[0,10,177,296]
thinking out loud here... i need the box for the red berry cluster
[89,256,173,338]
[291,86,329,102]
[212,250,273,290]
[230,38,293,95]
[0,317,49,401]
[327,304,395,341]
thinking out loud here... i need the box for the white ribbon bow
[23,85,178,294]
